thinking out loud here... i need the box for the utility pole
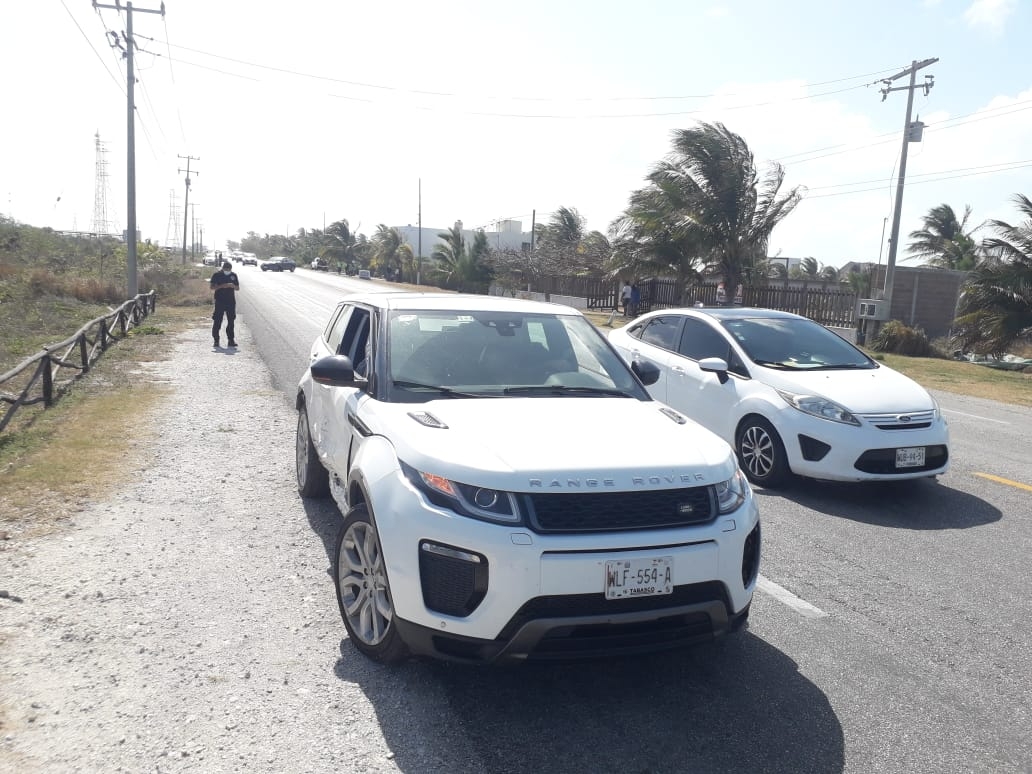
[191,202,197,260]
[879,57,937,317]
[178,154,199,265]
[94,0,165,298]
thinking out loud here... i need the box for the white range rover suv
[296,293,760,664]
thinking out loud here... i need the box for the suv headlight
[716,468,749,514]
[401,462,522,525]
[776,389,860,426]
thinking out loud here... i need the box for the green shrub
[870,320,944,357]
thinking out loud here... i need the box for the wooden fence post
[100,318,109,351]
[79,333,89,373]
[41,355,54,407]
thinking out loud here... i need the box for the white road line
[756,575,828,619]
[940,408,1010,425]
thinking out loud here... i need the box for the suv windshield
[387,309,648,400]
[722,317,876,370]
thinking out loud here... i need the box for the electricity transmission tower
[164,189,181,248]
[91,131,117,236]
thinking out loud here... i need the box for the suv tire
[296,403,329,497]
[335,505,409,664]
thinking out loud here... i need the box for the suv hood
[760,364,934,413]
[370,398,737,490]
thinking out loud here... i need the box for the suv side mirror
[631,359,661,386]
[311,355,357,387]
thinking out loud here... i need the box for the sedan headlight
[716,468,749,514]
[776,389,861,426]
[401,462,522,524]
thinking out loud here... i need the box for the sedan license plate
[605,557,673,600]
[895,446,926,468]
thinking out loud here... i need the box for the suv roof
[341,292,580,316]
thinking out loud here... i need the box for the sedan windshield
[722,317,876,370]
[387,309,648,399]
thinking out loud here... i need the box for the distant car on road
[310,258,329,271]
[261,257,296,272]
[240,253,258,266]
[357,269,371,280]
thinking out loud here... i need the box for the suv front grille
[523,486,716,534]
[497,581,730,641]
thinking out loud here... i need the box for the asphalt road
[235,267,1032,774]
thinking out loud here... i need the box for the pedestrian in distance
[210,261,240,348]
[629,283,641,317]
[620,280,632,316]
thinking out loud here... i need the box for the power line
[60,0,124,96]
[804,158,1032,193]
[138,36,904,104]
[161,15,188,147]
[802,160,1032,199]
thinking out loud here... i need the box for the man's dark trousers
[212,302,235,344]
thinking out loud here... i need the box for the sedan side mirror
[699,357,730,384]
[632,359,661,386]
[311,354,357,387]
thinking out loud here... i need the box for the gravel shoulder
[0,322,472,773]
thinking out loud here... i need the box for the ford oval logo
[898,415,912,423]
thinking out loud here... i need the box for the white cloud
[963,0,1017,34]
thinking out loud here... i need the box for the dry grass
[869,351,1032,407]
[0,306,203,537]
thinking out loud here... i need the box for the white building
[393,219,533,257]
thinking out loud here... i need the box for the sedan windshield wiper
[503,385,633,397]
[751,359,795,370]
[392,380,488,398]
[807,363,875,370]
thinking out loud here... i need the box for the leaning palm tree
[320,219,355,270]
[371,224,410,279]
[800,257,821,278]
[607,210,704,305]
[432,226,492,292]
[907,203,982,271]
[622,122,802,294]
[952,194,1032,356]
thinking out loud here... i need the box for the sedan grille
[860,410,936,430]
[522,486,716,534]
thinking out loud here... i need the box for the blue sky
[2,0,1030,268]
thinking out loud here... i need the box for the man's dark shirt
[210,271,239,308]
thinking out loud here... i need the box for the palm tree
[320,219,356,271]
[622,122,802,294]
[800,257,821,279]
[432,226,491,292]
[371,224,411,279]
[952,194,1032,355]
[534,207,608,275]
[907,204,982,271]
[820,265,840,282]
[607,212,704,305]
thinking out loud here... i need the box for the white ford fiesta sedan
[608,307,949,488]
[296,292,760,664]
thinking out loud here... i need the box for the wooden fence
[533,274,858,328]
[0,291,157,433]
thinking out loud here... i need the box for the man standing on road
[210,260,240,348]
[620,280,631,316]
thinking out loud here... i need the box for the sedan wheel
[335,505,408,663]
[736,416,790,488]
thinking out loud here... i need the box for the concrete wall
[873,266,968,340]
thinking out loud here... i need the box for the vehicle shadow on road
[760,477,1002,530]
[299,497,342,572]
[333,632,844,774]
